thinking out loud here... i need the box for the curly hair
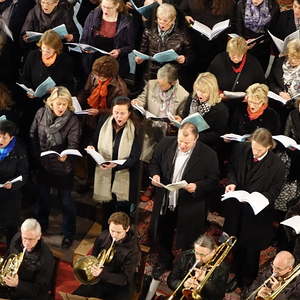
[92,56,119,79]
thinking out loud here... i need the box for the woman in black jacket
[234,0,279,71]
[267,39,300,127]
[20,30,75,133]
[21,0,79,43]
[208,37,265,93]
[86,96,143,227]
[0,120,28,248]
[179,72,229,150]
[30,86,81,249]
[229,83,281,135]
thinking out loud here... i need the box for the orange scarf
[42,53,57,67]
[87,79,112,110]
[247,103,268,120]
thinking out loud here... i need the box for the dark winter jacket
[92,229,140,287]
[30,107,81,177]
[21,1,79,41]
[3,232,55,300]
[167,249,229,300]
[0,139,28,227]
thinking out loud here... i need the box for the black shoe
[61,237,73,249]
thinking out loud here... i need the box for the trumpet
[246,263,300,300]
[0,247,26,286]
[168,236,237,300]
[73,238,115,285]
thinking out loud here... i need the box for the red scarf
[87,78,112,110]
[247,103,268,120]
[232,54,247,73]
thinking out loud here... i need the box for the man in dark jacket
[149,122,219,277]
[222,128,285,288]
[0,218,55,300]
[72,212,140,300]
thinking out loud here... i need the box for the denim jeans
[37,184,76,239]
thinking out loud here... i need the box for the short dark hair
[108,212,130,230]
[0,120,17,136]
[179,122,199,138]
[111,96,132,110]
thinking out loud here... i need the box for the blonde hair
[226,37,248,57]
[285,39,300,59]
[193,72,221,106]
[37,30,63,55]
[250,128,276,149]
[157,3,177,21]
[246,83,269,105]
[45,86,74,111]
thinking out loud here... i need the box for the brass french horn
[73,239,115,285]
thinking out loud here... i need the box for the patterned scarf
[189,97,211,116]
[87,78,112,110]
[157,23,175,42]
[44,106,72,148]
[0,136,15,160]
[244,0,271,33]
[158,84,176,116]
[282,60,300,98]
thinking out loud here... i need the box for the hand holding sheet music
[149,177,188,192]
[221,190,269,215]
[0,175,23,188]
[281,216,300,234]
[85,148,126,165]
[272,135,300,150]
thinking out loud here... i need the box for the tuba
[0,247,26,286]
[168,236,237,300]
[73,238,115,285]
[246,263,300,300]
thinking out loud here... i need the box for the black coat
[1,232,55,300]
[207,52,265,92]
[91,229,140,287]
[272,9,297,40]
[181,96,229,148]
[167,249,229,300]
[21,2,79,42]
[230,102,281,135]
[21,49,75,94]
[0,139,28,227]
[30,107,81,187]
[224,142,285,248]
[149,137,219,248]
[91,114,143,204]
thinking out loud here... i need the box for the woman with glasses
[20,30,75,130]
[228,83,281,136]
[21,0,79,43]
[81,0,134,77]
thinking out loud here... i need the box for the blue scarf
[0,136,16,160]
[244,0,271,33]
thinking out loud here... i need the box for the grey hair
[21,218,42,235]
[157,64,178,83]
[194,234,217,250]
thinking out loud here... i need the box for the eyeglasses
[271,262,290,273]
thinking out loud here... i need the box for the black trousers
[74,282,130,300]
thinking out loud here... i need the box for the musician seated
[72,212,140,300]
[167,234,229,300]
[243,251,300,300]
[0,218,55,300]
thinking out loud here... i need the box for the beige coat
[133,79,188,116]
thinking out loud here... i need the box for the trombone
[246,263,300,300]
[168,236,237,300]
